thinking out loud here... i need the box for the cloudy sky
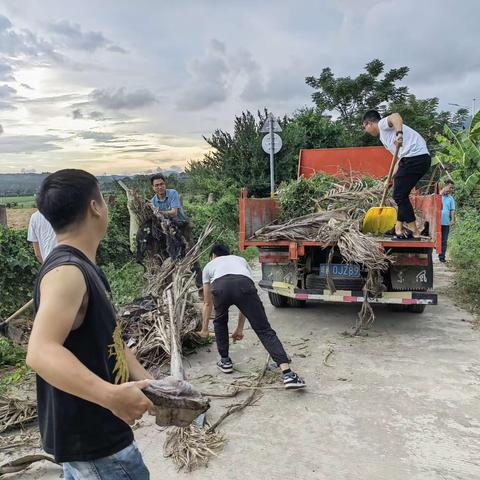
[0,0,479,174]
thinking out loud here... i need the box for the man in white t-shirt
[27,210,57,263]
[363,110,431,239]
[199,243,305,390]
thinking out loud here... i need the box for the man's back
[28,211,57,259]
[203,254,253,284]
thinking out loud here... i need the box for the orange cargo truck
[239,146,440,313]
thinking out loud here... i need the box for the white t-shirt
[27,211,57,260]
[379,117,429,158]
[202,255,253,284]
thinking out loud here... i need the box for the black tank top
[34,245,133,462]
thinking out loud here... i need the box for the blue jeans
[63,442,149,480]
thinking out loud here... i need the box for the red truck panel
[240,147,441,253]
[298,146,392,179]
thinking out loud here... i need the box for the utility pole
[269,114,275,197]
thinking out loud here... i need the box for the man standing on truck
[363,110,431,240]
[439,180,455,262]
[198,243,306,390]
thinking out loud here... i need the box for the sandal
[393,230,421,241]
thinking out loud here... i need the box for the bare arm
[387,113,404,132]
[124,346,154,381]
[232,312,246,341]
[199,283,213,336]
[162,207,178,218]
[27,266,152,424]
[450,210,455,225]
[32,242,43,263]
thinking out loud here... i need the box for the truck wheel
[407,304,426,313]
[268,292,289,308]
[287,297,306,308]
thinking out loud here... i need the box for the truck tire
[407,304,426,313]
[268,292,289,308]
[287,297,306,308]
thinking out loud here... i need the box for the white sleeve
[378,117,393,131]
[27,215,38,242]
[243,257,252,274]
[202,263,212,284]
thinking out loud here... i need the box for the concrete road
[20,261,480,479]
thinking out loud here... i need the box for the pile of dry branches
[317,179,396,218]
[120,219,213,371]
[0,397,37,434]
[253,177,396,333]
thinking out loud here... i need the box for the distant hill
[0,170,185,196]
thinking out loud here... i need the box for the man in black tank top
[27,169,153,479]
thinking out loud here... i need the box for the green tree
[387,95,469,147]
[306,59,409,128]
[186,109,350,197]
[306,59,466,148]
[434,111,480,207]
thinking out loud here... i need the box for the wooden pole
[0,299,34,328]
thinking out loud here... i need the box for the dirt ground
[5,208,36,229]
[4,259,480,480]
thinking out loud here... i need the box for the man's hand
[394,132,403,147]
[105,379,153,425]
[450,220,455,226]
[197,328,210,339]
[231,328,244,342]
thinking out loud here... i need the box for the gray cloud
[0,134,62,153]
[0,63,14,81]
[89,110,104,120]
[77,131,115,142]
[72,108,83,119]
[0,124,3,135]
[49,20,127,54]
[179,39,308,110]
[107,45,128,54]
[20,83,34,90]
[178,39,229,110]
[0,84,16,98]
[0,14,60,60]
[0,101,15,110]
[90,87,157,110]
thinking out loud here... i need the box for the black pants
[211,275,289,365]
[393,154,431,223]
[440,225,450,260]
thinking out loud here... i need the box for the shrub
[0,226,38,318]
[97,191,133,267]
[449,208,480,313]
[103,261,145,306]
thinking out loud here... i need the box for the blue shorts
[63,442,149,480]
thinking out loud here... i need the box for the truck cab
[239,146,440,313]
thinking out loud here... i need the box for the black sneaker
[217,357,233,374]
[283,371,306,390]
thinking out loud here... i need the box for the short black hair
[363,110,381,123]
[445,179,455,186]
[37,169,102,233]
[151,174,166,185]
[210,243,230,258]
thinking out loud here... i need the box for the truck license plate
[319,263,361,278]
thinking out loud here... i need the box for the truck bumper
[258,280,438,305]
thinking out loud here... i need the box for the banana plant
[434,111,480,200]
